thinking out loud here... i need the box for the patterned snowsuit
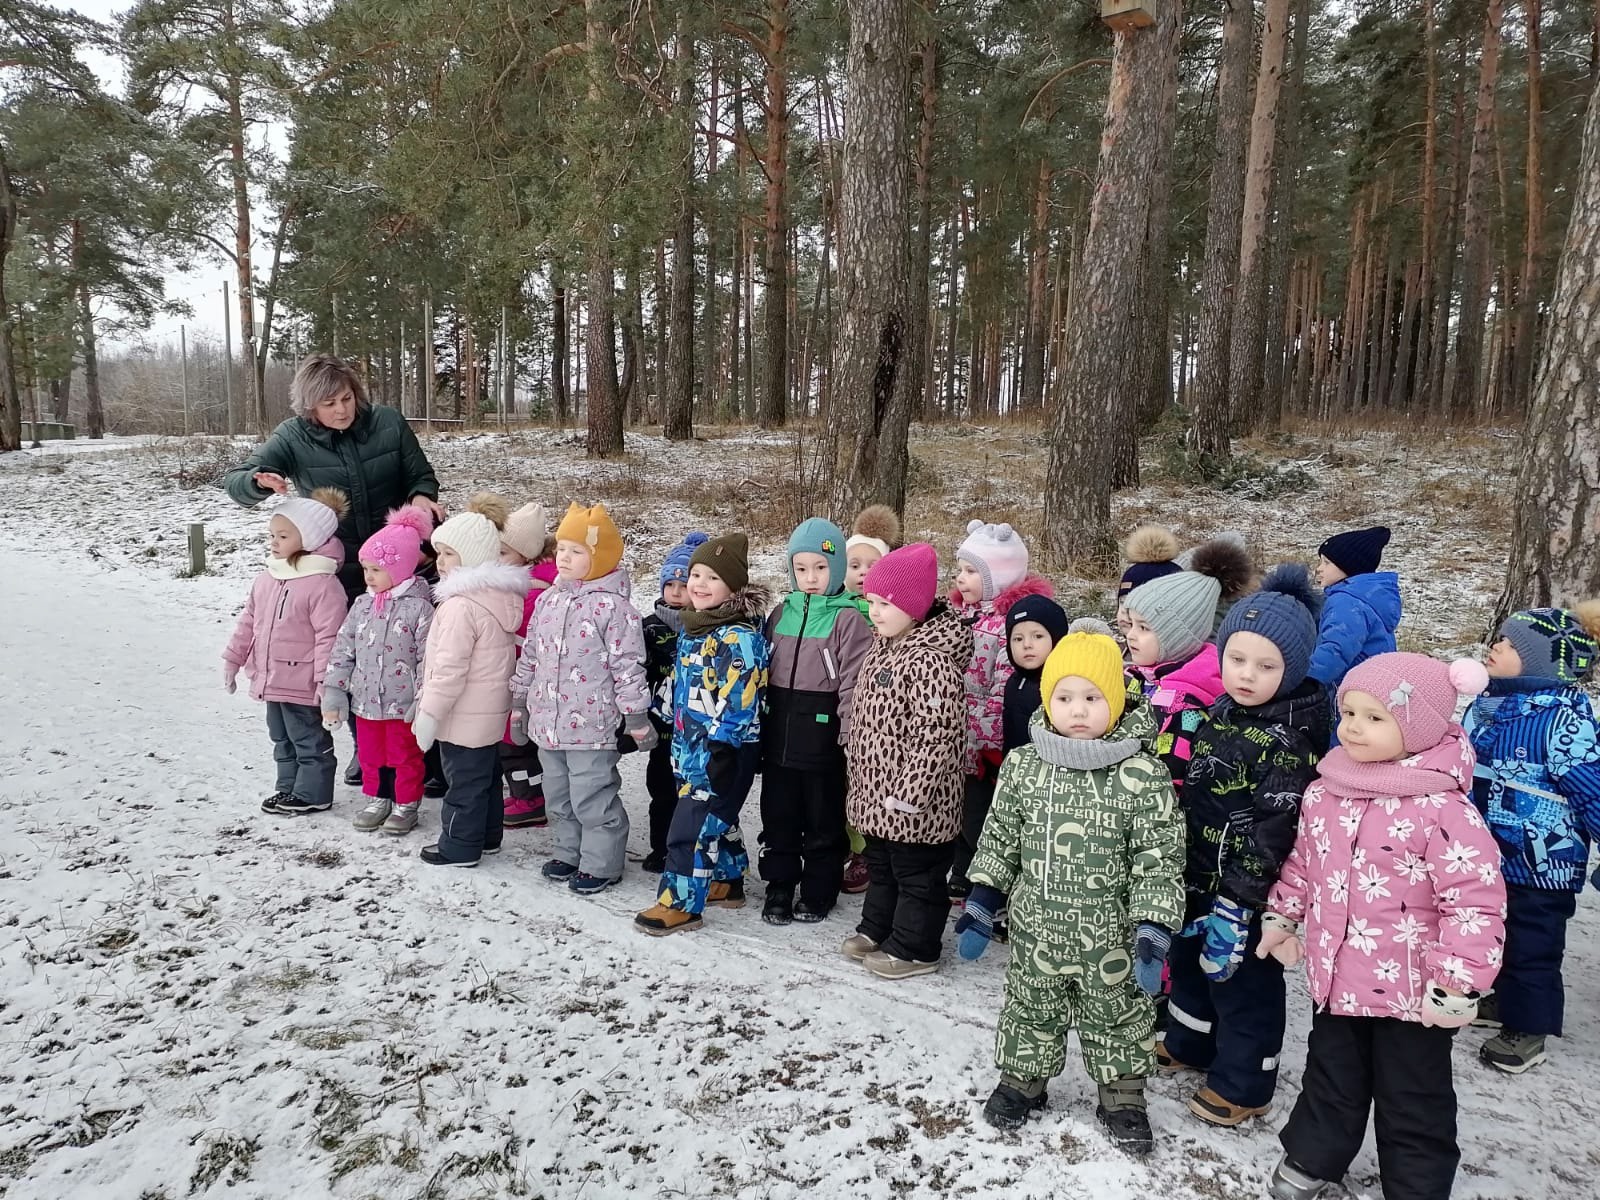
[969,701,1186,1084]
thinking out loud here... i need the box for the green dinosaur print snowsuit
[969,700,1186,1084]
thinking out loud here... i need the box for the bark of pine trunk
[1429,54,1470,415]
[665,25,696,439]
[1230,0,1292,432]
[1185,0,1255,461]
[80,278,105,439]
[553,279,570,423]
[1020,156,1053,414]
[1495,75,1600,620]
[760,0,790,429]
[1510,0,1543,417]
[1262,0,1312,426]
[838,0,914,515]
[225,66,262,435]
[908,33,939,421]
[0,144,21,451]
[1043,0,1182,570]
[1450,0,1506,415]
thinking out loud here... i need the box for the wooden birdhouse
[1101,0,1156,32]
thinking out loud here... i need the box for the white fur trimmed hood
[432,561,533,633]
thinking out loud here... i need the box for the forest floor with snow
[1,419,1596,1200]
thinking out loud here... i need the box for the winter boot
[1155,1041,1198,1074]
[503,795,547,828]
[841,933,880,961]
[1480,1031,1546,1074]
[352,797,391,831]
[707,878,746,909]
[641,850,667,874]
[982,1076,1047,1130]
[635,904,704,936]
[763,884,795,926]
[1268,1157,1331,1200]
[259,791,292,814]
[419,844,478,867]
[841,852,870,895]
[269,794,332,816]
[862,950,937,980]
[1187,1086,1269,1127]
[343,760,363,787]
[1095,1077,1153,1157]
[1471,992,1502,1029]
[423,775,447,799]
[381,802,419,836]
[568,872,620,896]
[541,859,579,882]
[792,897,829,923]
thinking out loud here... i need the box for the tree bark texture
[1450,0,1506,415]
[760,0,790,428]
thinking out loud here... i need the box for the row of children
[222,488,1600,1199]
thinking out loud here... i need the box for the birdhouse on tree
[1101,0,1155,31]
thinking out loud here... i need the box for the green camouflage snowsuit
[969,700,1186,1084]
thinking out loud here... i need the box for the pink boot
[504,795,547,828]
[842,852,870,895]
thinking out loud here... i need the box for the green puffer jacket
[224,405,439,596]
[970,701,1186,971]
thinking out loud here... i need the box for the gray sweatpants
[542,747,627,880]
[266,701,335,806]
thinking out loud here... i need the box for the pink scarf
[1313,727,1475,801]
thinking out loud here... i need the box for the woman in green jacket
[225,355,443,604]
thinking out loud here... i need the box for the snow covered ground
[2,426,1597,1199]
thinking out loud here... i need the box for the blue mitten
[1199,896,1252,982]
[1132,923,1171,995]
[955,884,1006,961]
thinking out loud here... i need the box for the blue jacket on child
[1308,572,1401,688]
[1466,680,1600,892]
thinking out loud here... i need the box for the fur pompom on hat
[274,487,349,551]
[1217,562,1323,697]
[863,542,939,623]
[1498,605,1600,685]
[359,506,433,585]
[1040,632,1128,732]
[1341,653,1488,754]
[957,519,1030,601]
[1124,537,1255,664]
[500,500,549,562]
[432,494,509,571]
[847,504,901,560]
[788,517,847,594]
[1319,526,1391,577]
[555,502,624,580]
[1119,525,1183,600]
[689,532,750,594]
[661,531,710,589]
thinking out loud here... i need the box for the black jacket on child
[1182,678,1332,913]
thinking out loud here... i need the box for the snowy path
[2,545,1599,1200]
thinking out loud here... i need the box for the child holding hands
[1262,653,1505,1200]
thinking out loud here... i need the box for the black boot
[763,884,794,926]
[982,1076,1047,1130]
[1095,1077,1153,1157]
[343,760,363,787]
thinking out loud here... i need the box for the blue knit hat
[1005,595,1070,670]
[788,517,846,593]
[1217,563,1322,697]
[1319,526,1391,577]
[1499,608,1599,685]
[660,531,710,590]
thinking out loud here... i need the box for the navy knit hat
[787,517,846,593]
[1217,563,1322,697]
[660,531,710,590]
[1005,595,1070,665]
[1499,608,1599,685]
[1319,526,1391,577]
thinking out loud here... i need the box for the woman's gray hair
[290,354,368,421]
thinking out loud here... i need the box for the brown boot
[707,878,746,909]
[1187,1086,1270,1127]
[1156,1042,1199,1074]
[635,904,704,937]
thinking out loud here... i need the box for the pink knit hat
[1340,652,1489,754]
[863,542,940,622]
[957,520,1030,600]
[359,507,434,585]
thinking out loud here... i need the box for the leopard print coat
[846,603,974,844]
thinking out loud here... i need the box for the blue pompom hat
[660,531,710,590]
[1217,563,1322,697]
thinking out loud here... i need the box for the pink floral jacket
[1268,730,1507,1021]
[949,575,1054,775]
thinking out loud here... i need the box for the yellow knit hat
[1039,632,1127,731]
[554,501,624,580]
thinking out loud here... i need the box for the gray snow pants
[541,747,628,881]
[267,701,335,807]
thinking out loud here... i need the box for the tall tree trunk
[1184,0,1255,461]
[665,30,696,439]
[225,69,262,434]
[1429,49,1470,415]
[553,277,570,423]
[1510,0,1543,417]
[760,2,790,429]
[79,278,105,439]
[584,0,623,456]
[1230,0,1292,431]
[1413,0,1442,408]
[1449,0,1506,414]
[1020,156,1053,414]
[1495,76,1600,619]
[1262,0,1312,426]
[908,32,939,421]
[0,145,21,452]
[705,52,722,421]
[728,74,744,423]
[838,0,914,514]
[1044,0,1182,569]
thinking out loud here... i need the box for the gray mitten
[625,713,658,752]
[321,688,349,730]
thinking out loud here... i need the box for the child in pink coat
[1260,652,1506,1200]
[945,519,1054,903]
[223,488,351,817]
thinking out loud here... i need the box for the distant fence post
[187,523,207,576]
